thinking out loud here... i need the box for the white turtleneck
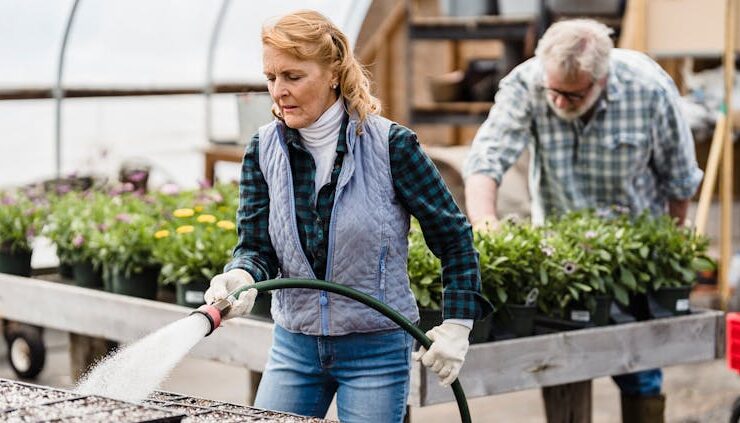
[298,98,344,203]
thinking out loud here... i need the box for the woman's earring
[331,83,338,89]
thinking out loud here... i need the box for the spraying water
[75,314,211,403]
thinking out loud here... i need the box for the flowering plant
[153,206,238,285]
[0,188,44,253]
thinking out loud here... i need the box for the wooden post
[247,370,263,406]
[69,333,117,382]
[719,0,736,309]
[542,380,592,423]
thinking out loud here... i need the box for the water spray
[191,278,472,423]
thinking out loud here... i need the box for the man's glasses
[545,81,594,103]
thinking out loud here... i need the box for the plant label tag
[186,290,205,303]
[675,299,690,312]
[570,310,590,322]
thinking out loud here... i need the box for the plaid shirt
[227,118,492,320]
[465,49,703,222]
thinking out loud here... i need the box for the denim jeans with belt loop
[254,324,414,422]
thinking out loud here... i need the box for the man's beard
[546,84,604,122]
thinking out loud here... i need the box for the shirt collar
[282,112,349,154]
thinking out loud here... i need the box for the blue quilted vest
[257,114,419,336]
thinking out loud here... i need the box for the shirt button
[319,296,328,306]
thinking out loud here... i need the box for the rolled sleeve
[650,90,704,200]
[463,70,534,184]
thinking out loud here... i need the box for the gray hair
[535,19,613,80]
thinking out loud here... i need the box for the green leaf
[613,284,629,305]
[639,246,649,259]
[620,268,637,289]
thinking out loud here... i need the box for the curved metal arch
[54,0,81,179]
[205,0,232,143]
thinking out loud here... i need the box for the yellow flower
[154,230,170,239]
[194,205,204,212]
[217,220,236,230]
[218,206,229,212]
[176,225,194,234]
[197,214,217,224]
[173,208,194,218]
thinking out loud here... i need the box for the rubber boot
[621,393,665,423]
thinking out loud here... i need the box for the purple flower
[198,179,213,189]
[56,184,72,195]
[126,171,147,182]
[72,234,85,247]
[584,230,597,239]
[115,213,132,223]
[97,223,109,232]
[159,183,180,195]
[122,183,135,193]
[1,196,16,206]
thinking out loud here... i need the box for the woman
[204,10,491,423]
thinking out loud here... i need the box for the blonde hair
[535,19,613,80]
[262,10,381,133]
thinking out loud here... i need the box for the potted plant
[476,219,542,338]
[91,193,162,299]
[0,188,43,276]
[633,213,715,316]
[153,206,238,308]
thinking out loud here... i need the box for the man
[464,19,703,422]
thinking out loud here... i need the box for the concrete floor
[1,328,740,422]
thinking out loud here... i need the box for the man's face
[543,66,604,121]
[263,46,338,129]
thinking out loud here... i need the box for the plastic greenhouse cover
[0,0,370,190]
[0,0,371,88]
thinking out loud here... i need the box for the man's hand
[465,174,500,231]
[412,322,471,386]
[204,269,257,320]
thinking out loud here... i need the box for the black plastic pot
[417,307,443,333]
[498,304,537,338]
[650,286,692,316]
[112,266,160,299]
[72,261,103,289]
[0,248,32,277]
[469,312,494,343]
[249,292,273,321]
[175,279,210,308]
[58,260,74,279]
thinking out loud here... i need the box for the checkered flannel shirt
[226,118,492,320]
[464,49,703,220]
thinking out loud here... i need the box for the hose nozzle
[190,297,233,336]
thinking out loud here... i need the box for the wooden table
[203,144,244,184]
[0,273,725,421]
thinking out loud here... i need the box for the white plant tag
[570,310,590,322]
[185,290,205,303]
[676,299,690,312]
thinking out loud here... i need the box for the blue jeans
[613,369,662,396]
[254,324,414,423]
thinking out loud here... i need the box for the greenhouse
[0,1,739,422]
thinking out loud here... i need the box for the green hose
[230,278,472,423]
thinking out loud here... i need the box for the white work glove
[412,322,471,386]
[203,269,258,320]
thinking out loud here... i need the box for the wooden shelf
[411,102,493,125]
[409,15,534,40]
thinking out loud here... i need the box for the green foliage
[0,188,45,253]
[407,219,443,310]
[475,219,545,311]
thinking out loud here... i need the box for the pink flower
[1,196,16,206]
[159,183,180,195]
[72,234,85,247]
[126,171,147,182]
[115,213,132,223]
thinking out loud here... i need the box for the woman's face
[263,45,338,129]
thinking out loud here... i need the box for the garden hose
[193,278,472,423]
